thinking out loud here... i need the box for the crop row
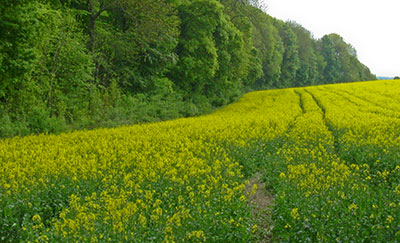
[263,83,400,241]
[0,90,300,242]
[1,80,399,242]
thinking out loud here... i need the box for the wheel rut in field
[241,89,307,242]
[246,173,274,242]
[294,89,306,114]
[331,87,400,113]
[243,89,315,242]
[304,89,341,155]
[321,87,400,118]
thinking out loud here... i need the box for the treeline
[0,0,375,137]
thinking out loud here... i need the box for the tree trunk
[88,0,96,51]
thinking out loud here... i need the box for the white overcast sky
[262,0,400,77]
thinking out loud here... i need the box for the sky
[261,0,400,77]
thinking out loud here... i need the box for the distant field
[1,80,399,242]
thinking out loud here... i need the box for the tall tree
[319,34,342,83]
[0,1,94,134]
[247,6,283,89]
[217,0,263,91]
[319,33,375,83]
[274,20,300,87]
[205,11,247,106]
[288,21,321,86]
[169,0,222,97]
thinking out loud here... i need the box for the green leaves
[170,0,223,95]
[275,20,300,87]
[318,34,375,83]
[0,0,376,138]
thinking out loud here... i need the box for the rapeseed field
[1,80,399,242]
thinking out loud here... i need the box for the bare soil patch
[246,173,274,242]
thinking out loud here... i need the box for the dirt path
[246,173,274,242]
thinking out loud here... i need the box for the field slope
[1,80,399,242]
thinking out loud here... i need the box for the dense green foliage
[0,0,376,137]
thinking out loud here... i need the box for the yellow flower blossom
[3,80,400,241]
[291,208,300,220]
